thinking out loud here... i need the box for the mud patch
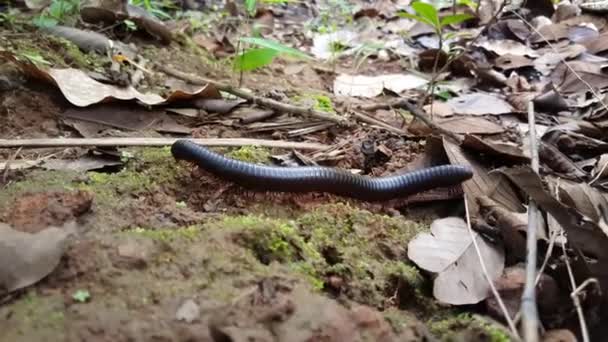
[3,190,93,233]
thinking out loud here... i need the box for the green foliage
[32,0,80,27]
[239,37,312,59]
[72,290,91,303]
[233,47,279,71]
[129,0,176,20]
[398,1,473,35]
[233,37,312,72]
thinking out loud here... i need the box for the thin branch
[522,100,541,342]
[157,64,350,126]
[0,138,330,151]
[349,110,413,136]
[464,195,521,339]
[359,98,462,144]
[561,233,592,342]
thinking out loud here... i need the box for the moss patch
[429,313,512,342]
[78,146,186,207]
[202,203,432,309]
[226,145,271,164]
[0,290,66,341]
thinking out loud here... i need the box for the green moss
[0,169,80,208]
[78,146,185,206]
[0,290,66,340]
[122,225,201,243]
[226,145,271,164]
[202,203,431,306]
[429,313,512,342]
[292,93,336,113]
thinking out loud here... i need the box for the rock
[176,299,200,323]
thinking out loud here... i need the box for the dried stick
[464,195,521,338]
[0,138,330,151]
[522,101,540,342]
[357,98,462,142]
[157,64,349,126]
[561,233,593,342]
[349,110,412,136]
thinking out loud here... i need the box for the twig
[522,100,541,342]
[0,138,330,151]
[357,98,462,142]
[464,195,521,339]
[561,233,593,342]
[156,64,349,126]
[349,110,413,136]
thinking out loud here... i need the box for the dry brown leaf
[0,222,74,294]
[528,23,569,43]
[537,142,587,179]
[581,31,608,55]
[462,134,529,163]
[423,102,453,117]
[498,166,608,261]
[494,54,534,71]
[443,138,524,217]
[552,177,608,226]
[436,117,504,135]
[487,266,562,323]
[407,217,504,305]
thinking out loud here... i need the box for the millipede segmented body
[171,140,473,202]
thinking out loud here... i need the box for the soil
[0,18,511,342]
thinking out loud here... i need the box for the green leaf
[32,16,58,28]
[440,13,474,27]
[246,0,257,16]
[396,11,436,28]
[411,1,440,28]
[239,37,312,59]
[72,290,90,303]
[233,47,279,72]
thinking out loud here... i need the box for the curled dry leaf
[333,73,428,98]
[498,166,608,263]
[552,176,608,226]
[407,217,505,305]
[0,222,74,294]
[443,138,524,217]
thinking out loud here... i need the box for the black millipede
[171,140,473,202]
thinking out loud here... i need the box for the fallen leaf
[333,73,428,98]
[462,135,529,163]
[443,137,524,217]
[436,117,505,135]
[476,39,539,57]
[498,166,608,261]
[486,266,562,322]
[446,93,514,115]
[407,217,505,305]
[0,222,74,294]
[493,54,534,71]
[42,156,123,172]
